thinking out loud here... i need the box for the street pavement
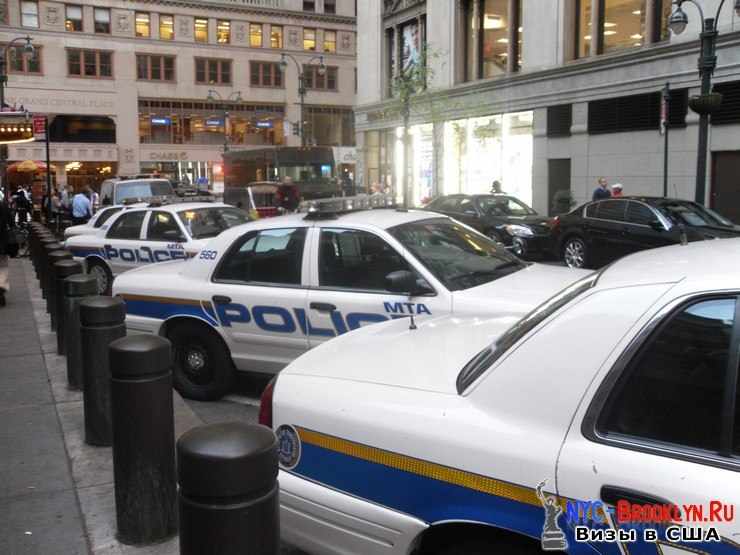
[0,257,305,555]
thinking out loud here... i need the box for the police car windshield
[115,180,174,204]
[177,207,250,239]
[390,218,526,291]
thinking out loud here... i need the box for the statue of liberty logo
[536,479,568,552]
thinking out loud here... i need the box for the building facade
[356,0,740,221]
[0,0,356,190]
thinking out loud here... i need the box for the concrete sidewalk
[1,257,203,554]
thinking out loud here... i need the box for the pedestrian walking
[611,183,623,197]
[0,195,13,307]
[12,186,30,224]
[592,177,611,201]
[72,188,92,225]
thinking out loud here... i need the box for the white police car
[65,201,250,294]
[264,238,740,555]
[112,195,586,400]
[63,203,146,239]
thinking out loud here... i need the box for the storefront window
[443,111,533,206]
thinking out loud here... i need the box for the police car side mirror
[385,270,432,297]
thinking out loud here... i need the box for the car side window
[214,228,306,286]
[598,297,737,454]
[585,203,599,218]
[94,207,123,228]
[626,202,656,226]
[106,211,147,240]
[438,198,461,212]
[458,198,477,215]
[147,211,185,242]
[596,200,626,222]
[319,228,411,291]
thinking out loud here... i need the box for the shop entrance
[711,151,740,223]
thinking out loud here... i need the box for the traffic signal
[292,122,300,136]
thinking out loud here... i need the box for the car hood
[686,226,740,240]
[63,224,91,238]
[282,314,518,394]
[111,259,190,293]
[452,263,589,316]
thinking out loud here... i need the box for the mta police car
[65,201,249,294]
[112,195,586,400]
[63,203,146,239]
[264,238,740,555]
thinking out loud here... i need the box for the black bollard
[31,231,52,276]
[177,423,279,555]
[80,296,126,446]
[39,239,61,296]
[47,251,72,326]
[54,260,83,355]
[63,274,97,390]
[110,335,177,545]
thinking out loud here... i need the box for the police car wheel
[169,322,234,401]
[87,260,112,295]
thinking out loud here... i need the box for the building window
[324,30,336,53]
[325,0,336,14]
[136,54,175,82]
[160,15,174,40]
[65,4,82,32]
[195,18,209,43]
[588,92,660,134]
[250,24,262,47]
[576,1,671,57]
[547,104,573,137]
[305,106,355,146]
[464,0,521,80]
[304,65,337,91]
[271,25,283,48]
[21,0,38,28]
[8,45,41,74]
[94,8,110,34]
[135,12,150,38]
[304,28,316,51]
[217,20,230,44]
[303,1,315,11]
[250,61,282,88]
[195,58,231,85]
[67,49,112,78]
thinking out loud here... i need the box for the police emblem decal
[276,425,301,470]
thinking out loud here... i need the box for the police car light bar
[301,193,396,219]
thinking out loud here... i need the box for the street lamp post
[668,0,740,205]
[206,89,243,153]
[0,36,34,201]
[279,53,326,147]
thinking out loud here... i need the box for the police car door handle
[600,485,675,509]
[310,302,337,313]
[212,295,232,305]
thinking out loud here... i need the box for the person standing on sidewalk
[0,195,13,307]
[592,177,611,201]
[71,188,92,225]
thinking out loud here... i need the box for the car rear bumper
[279,470,426,555]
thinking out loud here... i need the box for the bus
[223,146,340,200]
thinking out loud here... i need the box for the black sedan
[551,196,740,268]
[424,194,554,258]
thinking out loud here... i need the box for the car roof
[123,202,231,214]
[589,196,695,206]
[597,237,740,289]
[216,208,445,241]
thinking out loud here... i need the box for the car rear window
[456,271,603,393]
[115,180,174,203]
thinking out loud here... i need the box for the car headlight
[504,224,534,238]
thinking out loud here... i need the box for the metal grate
[547,104,572,137]
[587,90,689,135]
[712,81,740,126]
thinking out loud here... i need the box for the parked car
[424,194,554,258]
[113,196,587,400]
[99,177,175,206]
[265,238,740,555]
[65,201,249,294]
[63,203,147,239]
[552,196,740,268]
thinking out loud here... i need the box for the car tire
[562,236,589,269]
[168,322,235,401]
[87,258,113,296]
[433,538,541,555]
[486,229,505,244]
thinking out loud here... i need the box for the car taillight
[258,377,277,428]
